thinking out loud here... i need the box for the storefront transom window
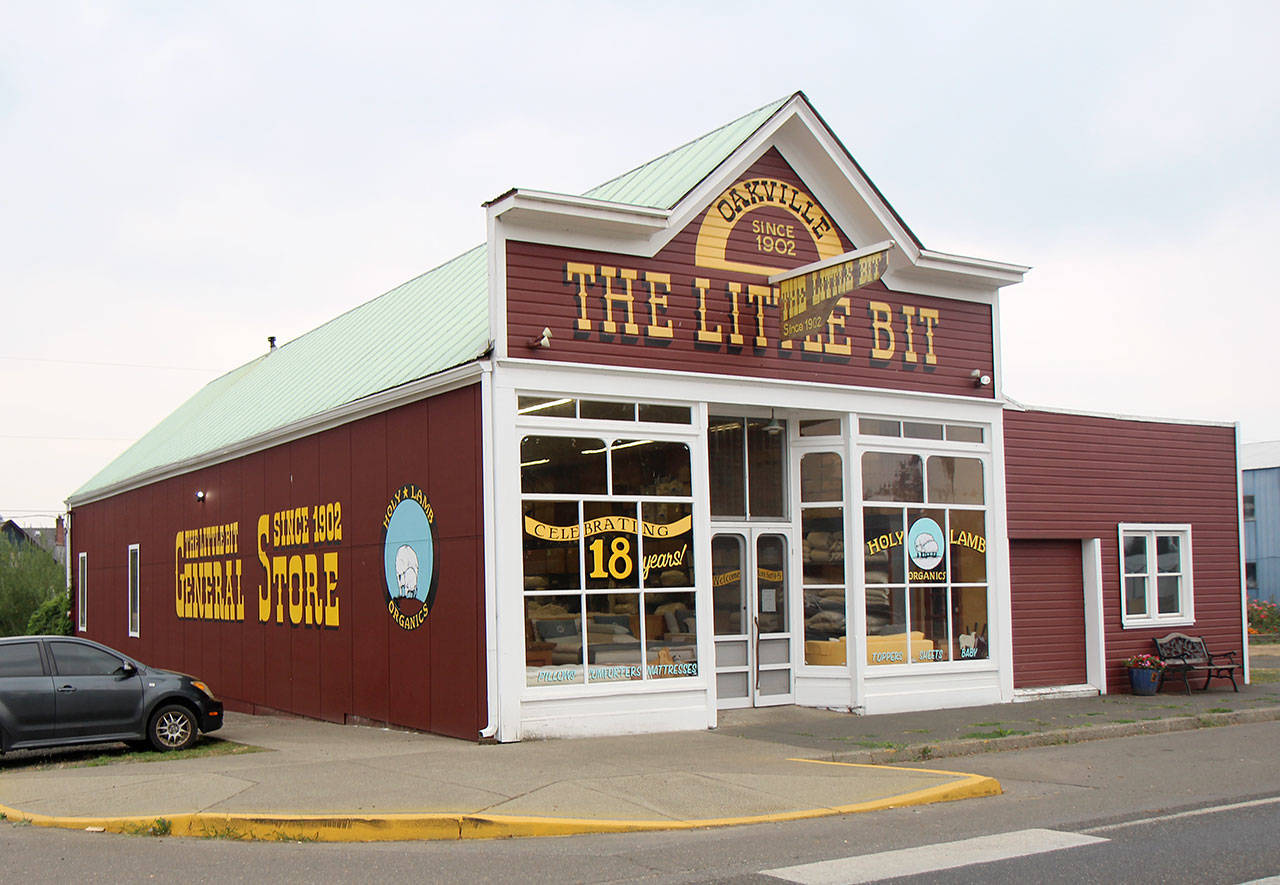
[708,415,786,519]
[521,435,696,687]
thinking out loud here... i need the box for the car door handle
[57,685,76,693]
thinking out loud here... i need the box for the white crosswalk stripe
[762,828,1108,884]
[1081,795,1280,835]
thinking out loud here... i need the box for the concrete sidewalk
[0,711,998,841]
[1,659,1276,842]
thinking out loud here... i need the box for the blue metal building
[1244,441,1280,605]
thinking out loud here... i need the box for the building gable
[503,147,998,398]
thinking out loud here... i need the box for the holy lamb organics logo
[381,484,437,631]
[907,517,945,572]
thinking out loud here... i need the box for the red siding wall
[1010,539,1086,688]
[1003,410,1241,691]
[69,385,487,741]
[506,149,996,400]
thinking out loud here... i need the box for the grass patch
[852,740,899,749]
[269,830,320,843]
[194,822,320,843]
[904,728,931,734]
[7,738,263,772]
[1112,718,1137,724]
[196,821,253,841]
[1205,707,1233,714]
[962,728,1030,739]
[122,817,172,837]
[1251,669,1280,684]
[970,721,1003,727]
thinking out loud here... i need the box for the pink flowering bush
[1248,599,1280,635]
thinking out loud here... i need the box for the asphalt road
[4,721,1279,884]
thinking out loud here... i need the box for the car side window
[0,642,45,677]
[50,642,127,676]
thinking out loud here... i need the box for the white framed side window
[127,543,141,637]
[1119,523,1193,628]
[77,552,88,632]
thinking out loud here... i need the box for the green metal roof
[71,98,793,502]
[584,95,790,209]
[71,245,489,500]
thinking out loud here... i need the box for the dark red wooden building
[66,93,1246,741]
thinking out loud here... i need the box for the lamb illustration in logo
[914,533,940,561]
[395,544,419,598]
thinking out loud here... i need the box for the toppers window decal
[382,484,438,631]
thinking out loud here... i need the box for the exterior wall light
[195,490,206,502]
[763,409,784,434]
[970,369,992,388]
[528,327,552,349]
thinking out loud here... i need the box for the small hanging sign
[771,240,895,341]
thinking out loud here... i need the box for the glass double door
[711,529,793,707]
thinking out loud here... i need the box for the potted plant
[1123,653,1166,695]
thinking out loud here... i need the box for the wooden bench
[1152,633,1239,694]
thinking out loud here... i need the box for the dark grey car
[0,636,223,754]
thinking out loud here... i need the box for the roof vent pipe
[268,336,277,351]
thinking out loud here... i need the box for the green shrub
[0,537,64,636]
[26,590,72,635]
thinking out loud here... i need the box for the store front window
[521,434,696,687]
[862,452,988,667]
[801,451,847,666]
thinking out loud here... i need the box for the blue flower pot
[1128,667,1162,696]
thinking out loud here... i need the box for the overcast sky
[3,1,1277,527]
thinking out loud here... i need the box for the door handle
[753,616,760,693]
[57,685,76,693]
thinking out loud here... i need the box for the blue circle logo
[382,484,436,630]
[907,517,945,572]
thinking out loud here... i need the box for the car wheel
[148,704,198,751]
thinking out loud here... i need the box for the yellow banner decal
[524,514,692,541]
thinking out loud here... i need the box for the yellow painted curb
[0,760,1000,842]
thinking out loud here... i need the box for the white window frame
[77,552,88,632]
[127,543,141,637]
[1118,523,1194,629]
[516,422,701,694]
